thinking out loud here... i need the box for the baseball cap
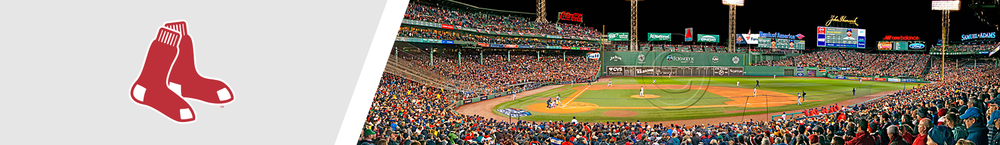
[961,107,982,120]
[989,110,1000,125]
[928,125,954,145]
[364,129,376,136]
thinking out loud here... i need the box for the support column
[630,0,639,51]
[430,48,435,67]
[508,50,511,61]
[941,10,949,77]
[535,0,549,23]
[728,5,736,51]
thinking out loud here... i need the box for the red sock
[164,21,235,104]
[131,27,196,123]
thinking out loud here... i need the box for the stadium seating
[397,27,601,48]
[755,50,929,78]
[356,3,1000,145]
[361,51,1000,144]
[404,3,601,39]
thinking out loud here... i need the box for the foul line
[561,85,591,108]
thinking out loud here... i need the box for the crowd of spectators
[398,27,601,48]
[926,58,996,81]
[754,50,930,78]
[404,3,601,39]
[394,48,600,97]
[931,44,997,53]
[364,50,1000,145]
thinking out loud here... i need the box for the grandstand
[355,1,1000,145]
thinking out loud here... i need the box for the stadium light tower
[932,0,959,78]
[630,0,642,51]
[536,0,549,23]
[723,0,744,51]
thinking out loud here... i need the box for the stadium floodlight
[931,0,960,11]
[723,0,744,6]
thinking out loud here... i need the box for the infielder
[736,81,740,87]
[797,93,802,105]
[652,79,656,84]
[753,87,757,97]
[512,93,516,101]
[608,80,613,87]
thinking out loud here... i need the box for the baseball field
[485,76,921,123]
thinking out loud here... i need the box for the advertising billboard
[876,41,923,51]
[892,41,909,50]
[684,28,694,42]
[608,32,629,41]
[648,33,672,41]
[558,11,583,22]
[909,42,926,50]
[961,32,995,41]
[817,26,866,49]
[758,38,805,50]
[878,42,892,50]
[932,0,960,11]
[697,34,719,43]
[735,33,759,44]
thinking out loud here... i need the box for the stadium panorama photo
[357,0,1000,145]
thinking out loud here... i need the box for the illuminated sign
[825,15,860,26]
[647,33,672,41]
[883,35,919,41]
[685,28,694,42]
[736,34,759,44]
[878,42,892,50]
[759,31,803,39]
[909,43,925,49]
[558,11,583,22]
[817,26,866,49]
[961,32,995,41]
[608,32,629,41]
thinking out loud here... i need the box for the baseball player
[753,87,757,97]
[556,94,561,106]
[608,80,613,87]
[737,81,740,87]
[512,93,516,101]
[640,86,645,98]
[797,93,802,105]
[652,79,656,84]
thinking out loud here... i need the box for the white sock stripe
[168,33,175,46]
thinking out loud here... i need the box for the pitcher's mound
[526,102,599,114]
[604,110,639,117]
[630,94,661,99]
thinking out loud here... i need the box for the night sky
[452,0,996,47]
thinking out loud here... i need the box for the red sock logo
[130,20,234,123]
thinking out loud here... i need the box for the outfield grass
[492,76,922,122]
